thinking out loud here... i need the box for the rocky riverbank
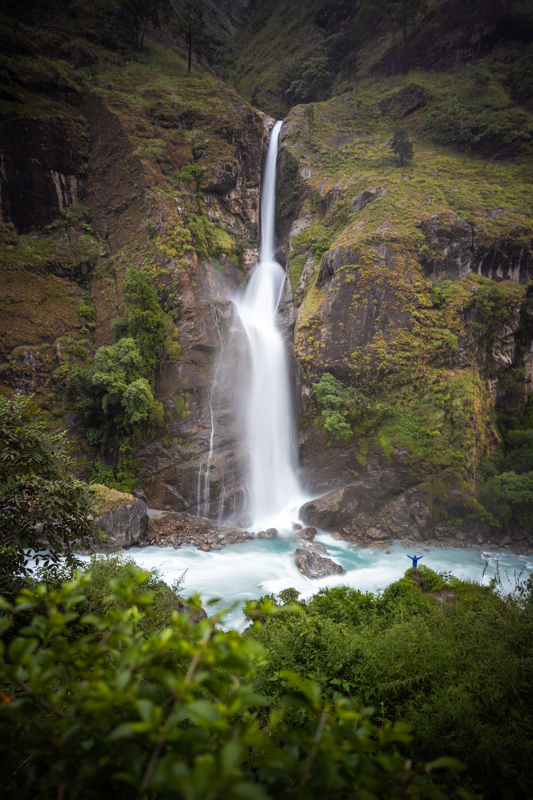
[143,513,254,551]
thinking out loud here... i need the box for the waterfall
[234,120,300,523]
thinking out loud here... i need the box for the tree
[0,395,99,591]
[119,0,171,50]
[286,53,334,105]
[391,126,414,165]
[313,373,353,441]
[388,0,427,72]
[66,338,156,439]
[173,2,209,73]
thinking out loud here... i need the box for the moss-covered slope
[277,65,533,548]
[222,0,533,118]
[0,0,266,513]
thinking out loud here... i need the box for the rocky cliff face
[275,76,533,547]
[2,1,533,546]
[0,8,270,517]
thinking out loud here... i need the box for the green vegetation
[477,405,533,530]
[174,392,191,420]
[172,1,209,73]
[313,373,354,441]
[247,567,533,799]
[0,395,98,592]
[391,126,414,165]
[0,558,483,800]
[119,0,171,50]
[65,266,178,450]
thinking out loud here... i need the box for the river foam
[91,533,533,630]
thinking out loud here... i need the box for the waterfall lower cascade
[234,120,301,524]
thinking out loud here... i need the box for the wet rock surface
[297,540,328,556]
[294,548,346,579]
[295,526,317,541]
[91,494,149,553]
[299,489,358,529]
[143,512,254,551]
[335,516,533,553]
[257,528,278,539]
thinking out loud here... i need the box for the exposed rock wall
[0,30,270,518]
[276,88,533,546]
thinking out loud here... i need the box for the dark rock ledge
[142,513,254,551]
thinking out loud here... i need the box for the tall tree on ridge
[388,0,427,72]
[119,0,171,50]
[173,2,209,72]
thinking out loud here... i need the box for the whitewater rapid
[87,534,533,630]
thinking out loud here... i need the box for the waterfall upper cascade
[234,120,301,524]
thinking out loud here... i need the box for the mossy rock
[89,484,136,515]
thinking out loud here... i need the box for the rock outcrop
[89,485,149,552]
[294,548,346,579]
[295,526,317,541]
[299,489,358,530]
[277,80,533,550]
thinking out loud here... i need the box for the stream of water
[104,534,533,630]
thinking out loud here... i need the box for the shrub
[248,573,533,799]
[313,372,352,441]
[0,566,466,799]
[0,395,98,591]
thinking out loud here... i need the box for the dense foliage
[0,559,467,800]
[0,395,98,592]
[479,408,533,529]
[246,567,533,799]
[64,267,176,486]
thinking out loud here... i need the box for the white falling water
[234,120,301,524]
[197,303,225,519]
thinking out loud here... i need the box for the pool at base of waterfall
[82,531,533,630]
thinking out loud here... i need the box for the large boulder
[176,599,208,624]
[294,548,346,579]
[299,488,357,529]
[297,540,328,556]
[295,526,317,541]
[90,485,149,552]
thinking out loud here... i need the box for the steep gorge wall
[0,26,270,516]
[274,80,533,549]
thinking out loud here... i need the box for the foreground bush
[246,568,533,799]
[0,395,99,592]
[0,564,466,800]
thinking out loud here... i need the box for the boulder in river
[295,526,317,541]
[298,541,328,556]
[294,548,346,579]
[237,514,254,529]
[257,528,278,539]
[89,485,149,552]
[299,487,357,529]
